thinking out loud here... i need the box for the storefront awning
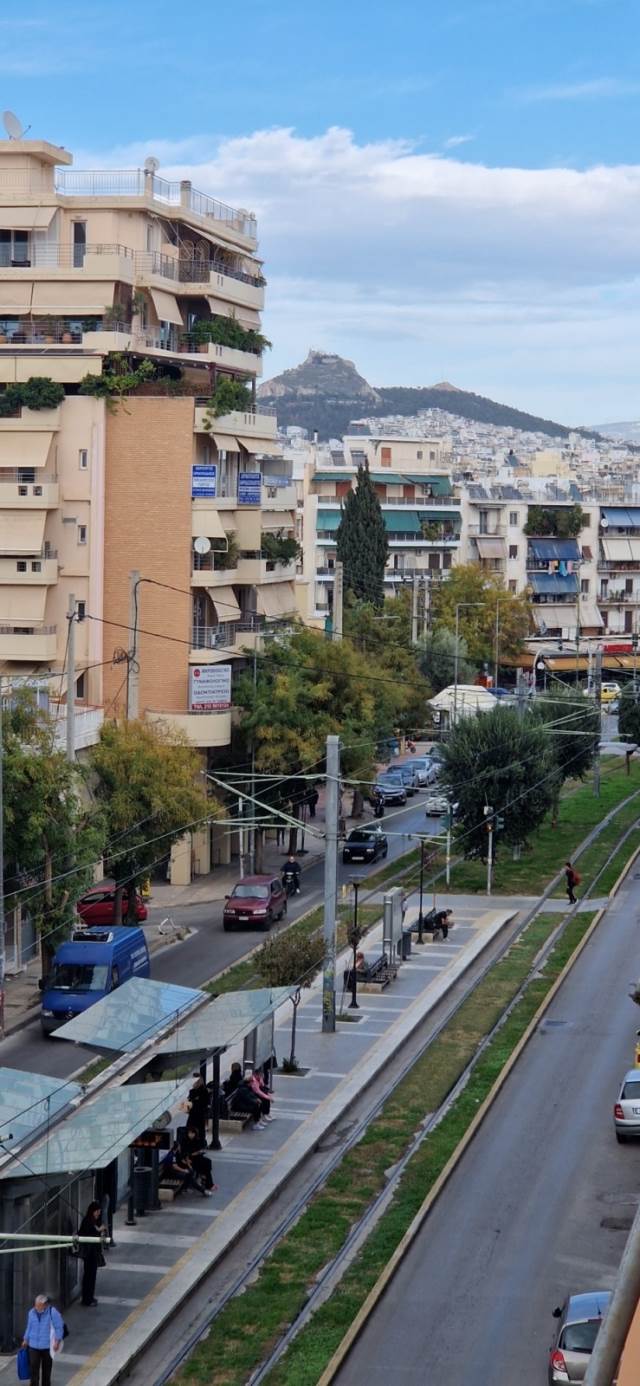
[6,1081,184,1178]
[149,287,184,326]
[31,281,116,314]
[207,585,241,620]
[529,572,578,596]
[0,586,47,622]
[256,582,296,617]
[154,987,295,1056]
[601,537,640,562]
[475,537,506,559]
[0,207,57,230]
[0,511,46,553]
[0,432,54,469]
[0,1068,82,1150]
[52,977,206,1052]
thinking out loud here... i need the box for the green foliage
[419,626,475,692]
[260,530,300,565]
[442,707,557,856]
[204,376,252,422]
[0,377,65,416]
[523,504,585,537]
[430,563,531,666]
[103,301,131,328]
[191,315,271,354]
[342,588,430,731]
[3,693,105,958]
[336,463,389,608]
[212,533,240,570]
[618,683,640,743]
[78,353,156,409]
[89,719,208,904]
[257,929,324,987]
[533,687,600,790]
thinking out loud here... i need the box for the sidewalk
[9,891,526,1386]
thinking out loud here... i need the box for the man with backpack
[565,861,580,905]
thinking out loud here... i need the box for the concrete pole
[584,1203,640,1384]
[322,734,340,1033]
[593,645,602,797]
[127,569,140,720]
[333,562,343,642]
[453,604,460,726]
[411,573,420,645]
[0,677,4,1040]
[494,601,500,689]
[66,594,76,763]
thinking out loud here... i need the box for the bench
[219,1113,252,1134]
[410,908,450,941]
[344,950,396,993]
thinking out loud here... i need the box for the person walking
[78,1200,106,1306]
[22,1294,64,1386]
[565,861,579,905]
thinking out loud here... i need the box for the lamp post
[416,839,426,944]
[348,877,363,1009]
[454,602,484,725]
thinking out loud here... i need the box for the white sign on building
[189,664,232,711]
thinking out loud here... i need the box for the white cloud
[443,134,475,148]
[84,126,640,422]
[516,76,640,102]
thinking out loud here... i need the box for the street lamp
[348,877,364,1009]
[454,602,484,724]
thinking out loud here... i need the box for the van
[40,925,150,1034]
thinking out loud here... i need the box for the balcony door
[73,221,87,268]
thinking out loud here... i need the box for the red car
[77,886,148,926]
[223,875,287,932]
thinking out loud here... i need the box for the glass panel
[52,976,206,1051]
[0,1069,82,1149]
[560,1321,600,1352]
[13,1081,182,1177]
[155,986,294,1056]
[47,963,110,993]
[232,884,269,899]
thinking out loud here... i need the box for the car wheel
[223,922,233,932]
[262,917,272,932]
[616,1132,628,1143]
[282,899,287,915]
[382,846,388,858]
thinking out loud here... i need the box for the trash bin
[133,1164,153,1215]
[401,928,412,960]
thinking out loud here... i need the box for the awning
[52,977,206,1051]
[261,510,295,530]
[0,207,57,229]
[256,582,296,617]
[192,509,226,541]
[601,537,640,562]
[0,1068,82,1150]
[317,510,341,531]
[475,537,506,559]
[0,432,53,470]
[528,538,581,562]
[205,295,235,318]
[601,507,640,528]
[579,603,604,628]
[207,585,241,620]
[237,435,281,454]
[0,587,47,622]
[402,474,453,495]
[149,287,184,326]
[0,511,46,554]
[31,281,116,314]
[531,604,599,631]
[543,655,590,672]
[6,1081,184,1178]
[210,432,240,452]
[154,987,295,1056]
[529,572,578,596]
[0,282,32,310]
[384,512,422,534]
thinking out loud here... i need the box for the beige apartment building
[0,135,296,801]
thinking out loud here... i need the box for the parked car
[548,1291,611,1384]
[223,875,287,931]
[613,1069,640,1141]
[375,774,407,806]
[601,681,621,705]
[425,791,458,817]
[394,763,419,796]
[343,828,388,865]
[40,925,150,1034]
[400,756,439,785]
[77,886,148,926]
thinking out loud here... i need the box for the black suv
[342,828,388,865]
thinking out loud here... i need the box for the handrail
[55,169,257,238]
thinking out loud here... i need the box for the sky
[3,0,640,424]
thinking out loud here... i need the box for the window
[582,545,592,560]
[77,524,87,545]
[581,578,589,594]
[0,229,29,266]
[416,450,423,460]
[18,486,27,496]
[18,468,35,483]
[76,671,86,698]
[72,221,87,268]
[78,448,88,470]
[429,450,436,461]
[31,561,41,573]
[77,601,86,621]
[442,551,452,569]
[508,579,517,593]
[16,560,27,572]
[509,544,518,559]
[380,447,392,467]
[509,511,518,526]
[600,609,608,627]
[33,486,42,496]
[428,552,440,570]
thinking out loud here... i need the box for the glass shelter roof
[52,977,206,1052]
[154,987,295,1056]
[1,1081,182,1178]
[0,1070,82,1151]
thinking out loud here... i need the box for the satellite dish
[193,536,211,555]
[3,110,25,140]
[144,156,160,174]
[600,516,609,530]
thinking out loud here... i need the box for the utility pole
[516,666,526,720]
[66,594,76,763]
[126,569,140,720]
[322,734,340,1033]
[333,562,343,642]
[411,573,420,645]
[484,804,494,896]
[422,577,430,640]
[584,1202,640,1384]
[248,645,258,873]
[593,646,602,797]
[0,677,4,1040]
[237,796,245,880]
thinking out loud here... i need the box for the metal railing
[0,242,135,271]
[194,398,277,417]
[55,169,257,238]
[0,322,84,345]
[468,524,507,537]
[315,493,459,507]
[191,615,290,649]
[599,592,640,604]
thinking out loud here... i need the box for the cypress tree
[335,463,389,608]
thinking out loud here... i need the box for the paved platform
[0,893,521,1386]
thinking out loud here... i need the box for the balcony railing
[468,525,507,537]
[194,397,277,416]
[315,493,459,507]
[191,615,292,649]
[0,624,56,634]
[55,169,257,239]
[600,592,640,604]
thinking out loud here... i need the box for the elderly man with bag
[20,1293,64,1385]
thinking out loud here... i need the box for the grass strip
[174,908,594,1386]
[448,756,640,896]
[550,798,640,897]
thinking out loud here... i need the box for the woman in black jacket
[78,1201,106,1306]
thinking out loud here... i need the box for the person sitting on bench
[432,908,453,940]
[229,1073,265,1128]
[179,1125,217,1193]
[161,1140,207,1198]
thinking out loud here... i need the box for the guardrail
[55,169,257,238]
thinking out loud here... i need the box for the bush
[0,377,65,416]
[204,376,252,422]
[257,929,325,987]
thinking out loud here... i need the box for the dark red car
[77,887,148,926]
[223,875,287,932]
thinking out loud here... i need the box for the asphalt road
[1,794,438,1081]
[337,861,640,1385]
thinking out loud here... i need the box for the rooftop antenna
[144,156,160,174]
[3,110,29,140]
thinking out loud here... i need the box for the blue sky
[3,0,640,422]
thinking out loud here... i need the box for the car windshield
[622,1081,640,1099]
[47,963,109,992]
[349,831,374,843]
[380,772,403,782]
[560,1320,601,1353]
[232,884,269,900]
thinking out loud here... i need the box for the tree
[343,588,431,737]
[533,688,600,823]
[618,684,640,744]
[336,463,389,608]
[430,563,531,668]
[441,707,556,858]
[257,929,324,1069]
[89,719,209,921]
[3,692,106,967]
[418,627,475,692]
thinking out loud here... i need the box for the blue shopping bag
[16,1346,30,1380]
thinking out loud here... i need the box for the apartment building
[0,133,295,746]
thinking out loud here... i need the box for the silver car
[549,1292,611,1384]
[399,756,438,786]
[613,1069,640,1141]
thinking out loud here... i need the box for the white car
[614,1069,640,1141]
[425,792,458,817]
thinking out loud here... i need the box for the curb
[318,902,607,1384]
[609,841,640,899]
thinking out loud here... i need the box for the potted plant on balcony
[212,534,239,570]
[61,322,74,343]
[41,316,57,343]
[103,303,131,332]
[192,319,212,353]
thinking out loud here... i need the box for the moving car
[425,792,458,817]
[375,774,407,806]
[342,828,388,865]
[77,886,148,926]
[601,681,621,705]
[223,875,287,931]
[613,1069,640,1141]
[40,925,150,1034]
[548,1291,611,1384]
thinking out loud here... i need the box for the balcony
[182,341,261,375]
[145,707,232,748]
[191,562,239,588]
[0,556,58,584]
[468,525,507,537]
[55,169,257,246]
[52,705,104,751]
[0,480,59,508]
[261,483,297,511]
[0,408,61,431]
[0,625,57,659]
[235,557,296,585]
[191,616,294,655]
[193,404,278,440]
[600,591,640,605]
[316,494,460,508]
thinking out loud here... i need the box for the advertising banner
[189,663,232,711]
[192,464,217,498]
